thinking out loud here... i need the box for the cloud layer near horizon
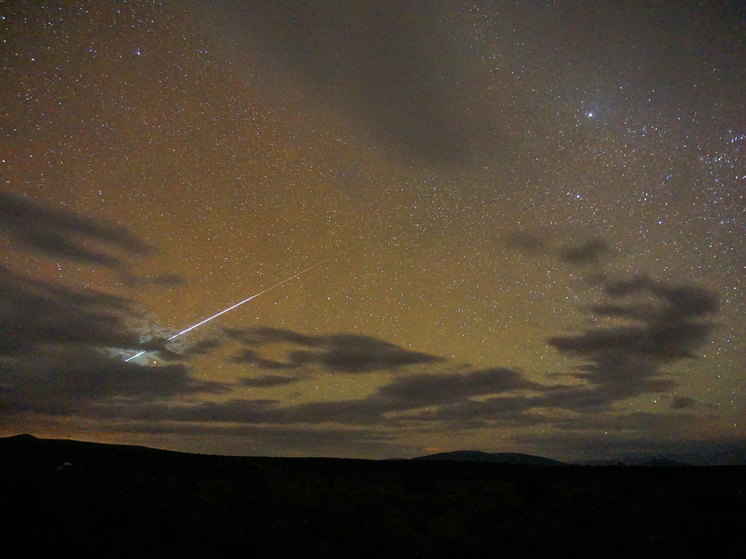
[0,194,727,460]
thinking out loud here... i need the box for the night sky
[1,0,743,461]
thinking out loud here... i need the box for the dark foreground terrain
[2,435,743,557]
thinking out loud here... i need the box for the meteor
[124,255,336,362]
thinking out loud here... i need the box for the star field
[1,0,743,460]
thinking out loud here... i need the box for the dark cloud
[104,421,401,457]
[549,327,692,360]
[0,199,227,421]
[288,334,444,373]
[510,430,746,464]
[182,339,222,356]
[547,411,704,433]
[144,344,186,363]
[1,192,723,452]
[533,386,621,412]
[504,231,547,253]
[87,398,281,424]
[277,397,398,425]
[119,336,214,363]
[506,231,613,266]
[405,396,541,427]
[603,276,718,318]
[226,328,444,374]
[198,1,489,169]
[0,191,151,267]
[378,367,541,404]
[239,374,305,387]
[546,276,718,408]
[672,396,697,410]
[121,272,185,288]
[224,326,319,347]
[59,391,385,427]
[72,366,545,427]
[0,348,226,416]
[69,395,389,426]
[231,349,294,369]
[0,267,140,356]
[559,238,612,265]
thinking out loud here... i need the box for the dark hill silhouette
[0,432,181,455]
[584,456,693,467]
[583,446,746,467]
[413,449,566,466]
[1,433,39,446]
[1,434,743,558]
[639,457,691,467]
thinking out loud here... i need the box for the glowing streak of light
[124,255,337,362]
[125,350,147,362]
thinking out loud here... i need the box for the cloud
[546,276,718,408]
[198,1,489,168]
[288,334,444,373]
[93,397,394,428]
[547,411,706,433]
[80,398,281,424]
[182,339,222,355]
[121,272,186,288]
[120,393,400,427]
[1,193,723,454]
[533,386,623,412]
[0,192,181,289]
[378,367,542,404]
[71,366,545,427]
[103,421,401,457]
[602,276,718,319]
[510,429,744,464]
[405,396,542,427]
[672,396,697,409]
[0,266,140,356]
[231,349,295,369]
[0,191,151,267]
[226,328,444,374]
[503,230,547,253]
[69,396,384,426]
[224,326,319,347]
[0,266,197,366]
[505,231,613,266]
[239,374,306,387]
[559,238,612,265]
[0,196,229,421]
[0,348,226,416]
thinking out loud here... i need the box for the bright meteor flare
[124,255,336,362]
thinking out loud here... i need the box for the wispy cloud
[0,192,151,267]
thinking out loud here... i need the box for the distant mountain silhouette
[639,457,691,468]
[413,450,566,466]
[0,433,166,454]
[2,433,38,445]
[0,433,188,468]
[582,446,746,467]
[5,435,743,466]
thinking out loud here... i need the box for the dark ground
[2,435,744,558]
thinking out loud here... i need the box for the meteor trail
[124,255,336,362]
